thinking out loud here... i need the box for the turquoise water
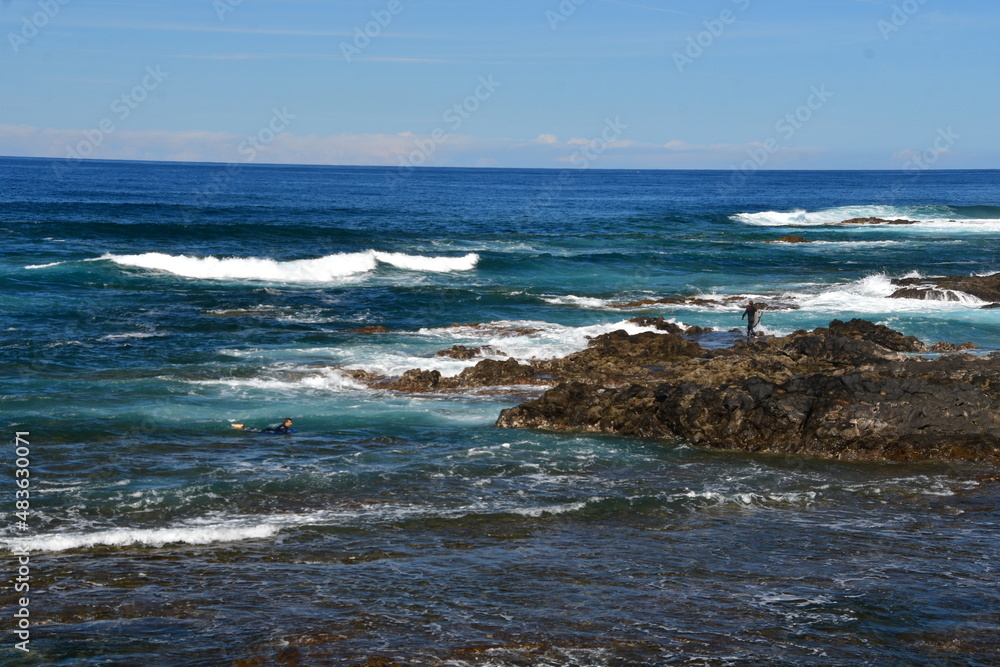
[2,158,999,665]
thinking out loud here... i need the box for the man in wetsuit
[741,300,763,338]
[231,417,294,434]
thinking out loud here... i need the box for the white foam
[541,295,614,309]
[100,250,479,283]
[341,351,492,378]
[733,205,1000,232]
[790,240,905,248]
[793,273,986,313]
[2,499,606,553]
[682,490,817,506]
[186,367,366,393]
[98,332,164,341]
[372,251,478,272]
[414,318,670,362]
[6,523,279,552]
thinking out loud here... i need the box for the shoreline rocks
[889,274,1000,306]
[491,319,1000,463]
[767,236,811,243]
[839,217,917,225]
[346,318,998,462]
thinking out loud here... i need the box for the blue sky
[1,0,997,169]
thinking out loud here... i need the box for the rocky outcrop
[370,358,545,393]
[767,236,811,243]
[889,274,1000,305]
[498,370,1000,462]
[435,345,506,359]
[345,318,999,462]
[839,217,917,225]
[930,341,978,352]
[349,325,390,334]
[827,318,928,352]
[494,319,1000,463]
[627,316,713,336]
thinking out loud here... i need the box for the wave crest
[99,250,479,283]
[732,204,1000,229]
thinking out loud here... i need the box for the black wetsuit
[260,424,292,434]
[741,304,762,337]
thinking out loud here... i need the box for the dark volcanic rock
[930,341,978,352]
[839,217,916,225]
[767,236,811,243]
[494,319,1000,463]
[349,325,391,333]
[395,369,442,391]
[890,274,1000,303]
[435,345,505,359]
[352,317,1000,462]
[628,316,714,336]
[498,372,1000,462]
[534,331,705,384]
[627,316,686,335]
[827,318,928,352]
[455,358,537,386]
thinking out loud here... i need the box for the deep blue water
[1,157,999,665]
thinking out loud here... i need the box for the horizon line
[1,154,996,174]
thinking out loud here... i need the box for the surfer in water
[231,417,294,434]
[741,300,763,338]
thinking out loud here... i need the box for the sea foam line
[5,523,280,553]
[2,498,604,553]
[29,250,480,283]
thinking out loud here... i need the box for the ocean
[2,157,998,665]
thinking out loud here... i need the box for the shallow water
[2,159,999,665]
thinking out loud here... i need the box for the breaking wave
[96,250,479,283]
[732,204,1000,231]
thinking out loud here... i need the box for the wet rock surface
[889,273,1000,305]
[435,344,506,359]
[768,235,812,243]
[839,217,917,225]
[347,320,998,462]
[489,319,1000,463]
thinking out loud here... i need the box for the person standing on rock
[741,300,763,338]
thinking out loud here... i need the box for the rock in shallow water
[495,320,1000,463]
[890,273,1000,303]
